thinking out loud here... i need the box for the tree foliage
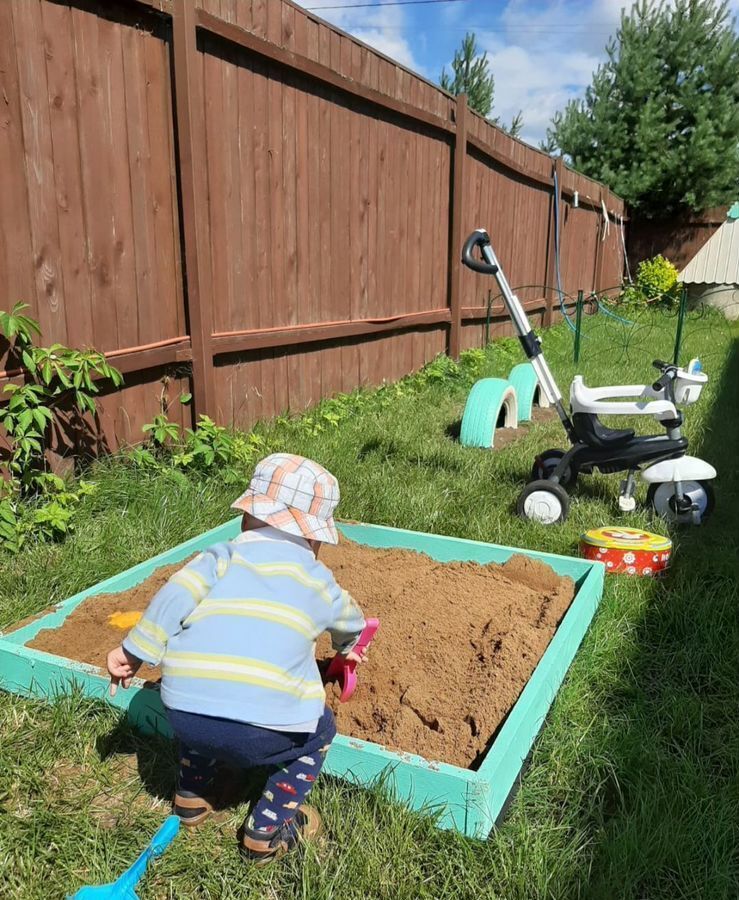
[507,111,524,140]
[440,32,495,116]
[440,32,525,138]
[546,0,739,218]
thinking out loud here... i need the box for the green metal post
[673,284,688,365]
[574,290,584,364]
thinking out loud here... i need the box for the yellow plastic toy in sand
[108,610,143,630]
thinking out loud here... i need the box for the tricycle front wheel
[647,480,715,525]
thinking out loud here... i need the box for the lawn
[1,308,737,899]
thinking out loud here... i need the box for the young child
[106,454,366,864]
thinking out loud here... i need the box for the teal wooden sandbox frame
[0,519,604,838]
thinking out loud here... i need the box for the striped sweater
[123,526,365,729]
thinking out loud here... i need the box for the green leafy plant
[135,402,269,484]
[0,302,41,345]
[142,413,182,450]
[621,255,680,306]
[459,348,487,380]
[416,355,462,384]
[0,302,121,552]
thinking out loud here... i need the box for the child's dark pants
[165,705,336,832]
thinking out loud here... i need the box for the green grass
[1,310,738,899]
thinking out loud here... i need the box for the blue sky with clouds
[295,0,739,147]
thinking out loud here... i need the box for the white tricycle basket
[674,369,707,406]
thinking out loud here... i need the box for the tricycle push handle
[461,230,499,275]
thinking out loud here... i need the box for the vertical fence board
[121,25,155,348]
[40,1,94,349]
[448,94,468,358]
[136,19,182,345]
[0,3,35,341]
[13,0,68,345]
[72,5,117,352]
[237,62,256,331]
[100,15,138,350]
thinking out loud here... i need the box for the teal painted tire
[507,363,549,422]
[460,378,519,448]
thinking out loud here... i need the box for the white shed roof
[680,208,739,286]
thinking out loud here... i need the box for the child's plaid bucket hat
[231,453,340,544]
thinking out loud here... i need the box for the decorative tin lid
[580,526,671,552]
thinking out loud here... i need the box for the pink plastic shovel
[324,617,379,702]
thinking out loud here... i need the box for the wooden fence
[627,207,729,272]
[0,0,625,455]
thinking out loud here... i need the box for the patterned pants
[167,705,336,832]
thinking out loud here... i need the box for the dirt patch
[26,542,575,768]
[318,542,574,767]
[490,405,559,450]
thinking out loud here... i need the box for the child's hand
[345,648,368,665]
[107,646,142,696]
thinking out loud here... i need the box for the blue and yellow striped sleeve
[326,575,366,654]
[122,544,230,666]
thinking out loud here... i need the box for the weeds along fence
[0,0,625,459]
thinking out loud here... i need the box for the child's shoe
[174,763,239,827]
[240,805,323,865]
[174,790,218,827]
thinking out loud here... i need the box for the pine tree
[539,134,558,155]
[546,0,739,218]
[440,33,525,137]
[440,32,495,117]
[506,111,524,140]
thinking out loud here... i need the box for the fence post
[593,186,606,293]
[545,156,563,328]
[574,289,584,364]
[673,284,688,365]
[171,0,216,421]
[448,93,467,359]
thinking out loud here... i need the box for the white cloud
[483,43,601,143]
[477,0,628,144]
[292,0,421,72]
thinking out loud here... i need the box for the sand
[27,540,574,768]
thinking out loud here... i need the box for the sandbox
[0,520,604,837]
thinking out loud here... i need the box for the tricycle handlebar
[461,230,498,275]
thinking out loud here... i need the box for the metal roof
[680,212,739,286]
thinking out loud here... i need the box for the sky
[294,0,739,147]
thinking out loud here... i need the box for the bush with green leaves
[0,303,122,552]
[621,255,680,306]
[135,402,268,485]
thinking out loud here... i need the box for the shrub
[622,255,681,306]
[0,303,122,552]
[137,398,268,485]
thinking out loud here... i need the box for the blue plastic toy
[67,815,180,900]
